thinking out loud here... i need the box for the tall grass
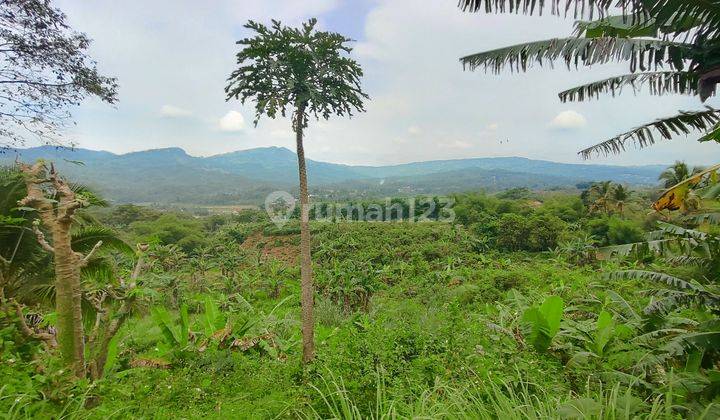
[300,371,704,419]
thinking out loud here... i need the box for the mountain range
[3,146,667,205]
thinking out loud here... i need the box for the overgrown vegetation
[2,159,719,418]
[3,0,720,418]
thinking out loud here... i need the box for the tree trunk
[52,223,86,377]
[19,162,89,378]
[295,106,315,364]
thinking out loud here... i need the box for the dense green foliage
[1,147,667,205]
[2,169,720,417]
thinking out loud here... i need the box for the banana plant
[566,310,626,367]
[152,303,189,352]
[520,295,564,352]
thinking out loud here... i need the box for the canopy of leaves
[225,18,367,129]
[0,0,117,149]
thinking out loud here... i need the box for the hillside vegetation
[2,146,666,204]
[3,169,720,418]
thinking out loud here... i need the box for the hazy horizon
[10,144,681,168]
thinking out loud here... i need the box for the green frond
[597,237,694,259]
[70,183,109,207]
[686,213,720,225]
[457,0,617,17]
[607,270,700,291]
[699,122,720,142]
[631,328,687,346]
[574,15,658,38]
[457,1,720,40]
[461,37,689,75]
[647,0,720,40]
[71,226,133,255]
[81,258,116,283]
[665,255,709,268]
[656,221,707,241]
[683,331,720,351]
[703,183,720,199]
[559,71,698,102]
[579,107,720,159]
[606,290,641,323]
[644,291,697,315]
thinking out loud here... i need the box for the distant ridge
[3,146,667,204]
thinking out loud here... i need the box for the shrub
[496,214,566,252]
[606,218,644,245]
[496,213,529,251]
[527,214,566,251]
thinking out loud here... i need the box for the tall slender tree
[457,1,720,158]
[225,19,367,364]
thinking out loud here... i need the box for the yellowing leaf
[653,163,720,212]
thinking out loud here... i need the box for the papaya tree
[225,18,368,364]
[457,0,720,158]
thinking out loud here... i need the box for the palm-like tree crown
[658,161,704,188]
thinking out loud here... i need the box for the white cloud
[160,104,192,118]
[549,110,587,130]
[218,111,246,132]
[59,0,719,166]
[407,125,422,135]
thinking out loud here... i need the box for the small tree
[225,19,368,364]
[659,161,704,188]
[0,0,117,149]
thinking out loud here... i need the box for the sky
[51,0,720,166]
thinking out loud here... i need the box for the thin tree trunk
[295,106,314,364]
[52,223,86,377]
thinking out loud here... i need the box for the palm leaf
[683,331,720,350]
[597,237,693,259]
[579,108,720,159]
[71,226,133,255]
[607,270,701,291]
[606,290,641,323]
[457,0,618,17]
[656,220,708,241]
[686,213,720,225]
[644,291,698,315]
[699,122,720,142]
[559,71,698,102]
[461,37,689,74]
[646,0,720,40]
[457,1,719,39]
[70,183,109,207]
[665,255,710,268]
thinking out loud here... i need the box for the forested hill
[4,146,666,204]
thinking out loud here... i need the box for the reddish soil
[240,231,299,264]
